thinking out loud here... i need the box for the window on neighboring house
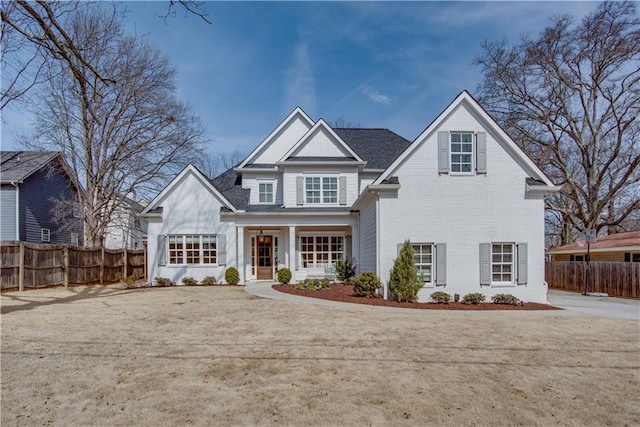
[168,235,217,265]
[299,235,344,268]
[492,243,514,283]
[624,252,640,262]
[41,228,51,242]
[70,233,79,246]
[73,203,81,218]
[450,132,473,173]
[413,243,433,284]
[305,176,338,204]
[258,182,274,203]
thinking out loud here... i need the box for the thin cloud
[283,42,316,115]
[362,86,391,105]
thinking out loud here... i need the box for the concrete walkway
[244,282,640,319]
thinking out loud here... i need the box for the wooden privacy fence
[0,241,146,291]
[545,261,640,298]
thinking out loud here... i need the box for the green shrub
[389,240,423,302]
[201,276,217,286]
[335,257,357,281]
[181,276,198,286]
[154,277,173,286]
[320,278,330,289]
[225,267,240,285]
[277,268,292,284]
[353,272,382,297]
[295,281,307,290]
[492,293,520,305]
[462,293,486,305]
[430,291,451,304]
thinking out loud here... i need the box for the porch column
[288,226,296,273]
[351,223,360,274]
[237,226,245,283]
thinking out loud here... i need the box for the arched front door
[257,235,273,280]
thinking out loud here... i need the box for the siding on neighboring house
[0,184,18,240]
[19,167,84,245]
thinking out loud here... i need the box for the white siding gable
[291,127,353,158]
[245,113,313,164]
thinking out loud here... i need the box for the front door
[257,236,273,280]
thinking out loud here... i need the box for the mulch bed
[272,283,562,310]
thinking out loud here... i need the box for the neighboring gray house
[0,151,84,246]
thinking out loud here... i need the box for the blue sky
[1,1,597,160]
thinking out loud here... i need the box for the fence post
[100,246,105,285]
[123,247,128,282]
[63,246,69,287]
[18,241,24,291]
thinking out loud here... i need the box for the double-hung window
[450,132,473,173]
[491,243,514,283]
[299,235,344,268]
[168,235,217,265]
[412,243,433,284]
[305,176,338,204]
[258,182,273,203]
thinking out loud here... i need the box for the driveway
[547,288,640,320]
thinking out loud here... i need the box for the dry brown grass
[1,285,639,426]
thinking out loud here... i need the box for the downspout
[11,182,19,240]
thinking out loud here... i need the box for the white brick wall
[358,195,377,273]
[377,103,548,303]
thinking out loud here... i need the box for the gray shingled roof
[210,166,250,210]
[0,151,60,183]
[333,128,411,170]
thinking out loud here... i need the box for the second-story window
[450,132,473,173]
[258,182,273,203]
[305,176,338,204]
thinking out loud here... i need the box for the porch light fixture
[258,229,264,243]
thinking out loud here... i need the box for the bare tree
[328,116,362,128]
[475,1,640,242]
[24,4,205,247]
[195,150,246,179]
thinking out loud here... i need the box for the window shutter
[296,177,304,205]
[517,243,528,284]
[217,234,227,265]
[436,243,446,285]
[438,132,449,173]
[479,243,491,285]
[397,243,403,255]
[339,176,347,205]
[476,132,487,174]
[157,235,167,266]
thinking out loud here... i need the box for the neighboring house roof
[333,128,411,170]
[0,151,60,183]
[548,230,640,254]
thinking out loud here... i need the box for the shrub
[335,257,357,281]
[320,278,330,289]
[181,276,198,286]
[430,291,451,304]
[225,267,240,285]
[389,240,423,302]
[295,281,307,290]
[200,276,217,286]
[462,293,486,305]
[353,272,382,297]
[492,293,520,305]
[277,268,292,284]
[154,277,173,286]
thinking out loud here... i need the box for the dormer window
[258,182,274,203]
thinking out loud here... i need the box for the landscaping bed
[272,283,562,310]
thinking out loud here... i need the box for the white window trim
[257,180,275,204]
[167,234,218,266]
[70,232,79,246]
[412,243,434,287]
[304,176,339,205]
[450,131,475,175]
[298,234,345,269]
[41,228,51,242]
[491,242,516,287]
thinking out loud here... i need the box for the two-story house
[103,195,148,250]
[0,151,84,245]
[141,91,559,303]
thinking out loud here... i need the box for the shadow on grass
[0,285,139,315]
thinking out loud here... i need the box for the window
[492,243,514,283]
[305,176,338,204]
[41,228,51,242]
[258,182,273,203]
[624,253,640,262]
[450,132,473,173]
[299,235,344,268]
[413,243,433,283]
[168,235,217,265]
[70,233,79,246]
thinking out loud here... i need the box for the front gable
[280,120,363,162]
[238,107,314,167]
